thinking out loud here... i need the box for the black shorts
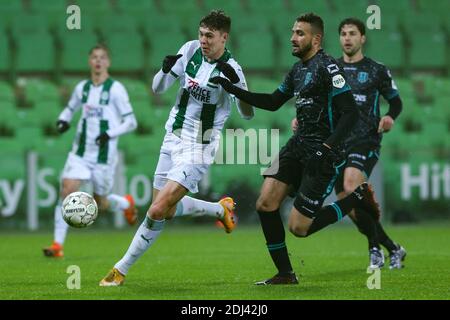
[334,144,380,194]
[263,136,345,218]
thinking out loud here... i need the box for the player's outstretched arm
[237,100,254,120]
[216,61,254,119]
[106,114,137,139]
[210,77,290,111]
[152,54,183,94]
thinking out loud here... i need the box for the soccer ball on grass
[62,191,98,228]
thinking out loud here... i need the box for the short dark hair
[338,18,366,35]
[199,10,231,33]
[296,13,324,36]
[89,43,110,57]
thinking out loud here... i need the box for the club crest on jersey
[210,68,221,78]
[304,72,312,85]
[358,72,369,83]
[100,91,109,105]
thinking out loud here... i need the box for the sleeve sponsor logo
[332,74,346,88]
[391,79,398,90]
[326,64,340,74]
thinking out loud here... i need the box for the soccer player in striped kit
[43,44,138,258]
[100,10,254,286]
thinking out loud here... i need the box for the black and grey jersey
[279,49,352,151]
[337,56,400,148]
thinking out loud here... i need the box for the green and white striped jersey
[152,40,249,143]
[59,78,137,164]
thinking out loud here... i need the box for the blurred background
[0,0,449,230]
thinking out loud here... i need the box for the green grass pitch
[1,224,449,300]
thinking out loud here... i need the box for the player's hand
[162,54,182,73]
[56,120,70,134]
[378,115,394,133]
[291,118,298,133]
[215,61,240,84]
[210,76,233,91]
[95,132,110,146]
[305,143,332,177]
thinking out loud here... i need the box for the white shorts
[153,132,219,193]
[61,152,117,196]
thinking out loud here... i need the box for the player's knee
[61,184,77,198]
[347,210,357,221]
[256,196,278,212]
[94,195,109,211]
[148,201,169,220]
[288,224,308,238]
[343,178,359,195]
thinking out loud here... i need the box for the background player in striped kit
[43,44,138,258]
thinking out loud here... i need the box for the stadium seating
[202,0,244,16]
[60,30,99,73]
[147,32,187,70]
[104,33,145,73]
[234,31,275,71]
[409,31,447,69]
[375,0,412,20]
[0,81,14,102]
[332,0,371,19]
[290,0,330,17]
[0,1,449,223]
[247,0,288,15]
[29,0,68,29]
[0,101,17,137]
[11,13,55,73]
[21,78,60,104]
[364,29,405,70]
[0,0,22,30]
[72,0,113,16]
[159,0,201,16]
[133,101,157,135]
[119,78,151,103]
[0,27,10,72]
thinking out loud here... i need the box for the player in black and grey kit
[212,13,381,285]
[335,18,406,269]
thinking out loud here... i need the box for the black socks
[353,208,380,249]
[257,210,293,275]
[306,193,359,236]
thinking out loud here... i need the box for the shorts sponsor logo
[349,153,367,160]
[301,206,314,214]
[299,192,319,206]
[350,160,364,167]
[296,97,314,108]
